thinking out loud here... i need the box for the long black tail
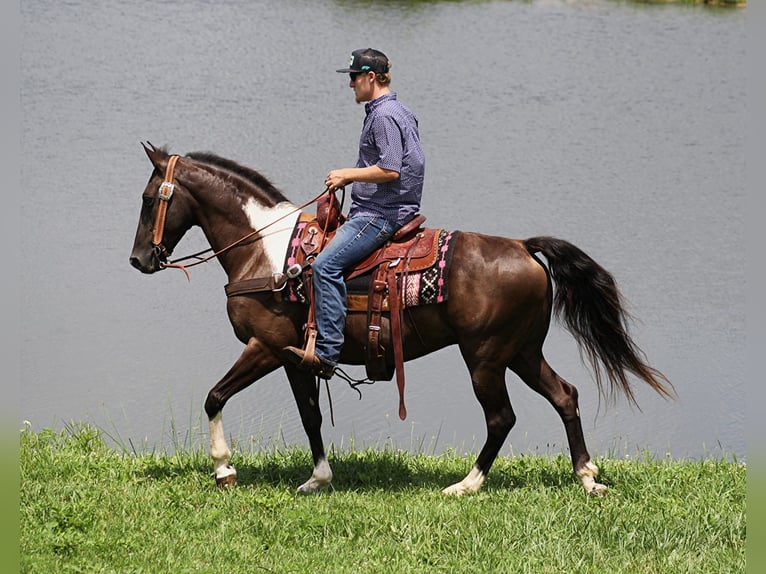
[525,236,675,406]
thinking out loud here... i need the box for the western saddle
[225,192,445,420]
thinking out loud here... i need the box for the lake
[19,0,746,461]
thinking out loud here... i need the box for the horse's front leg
[208,411,236,487]
[285,366,332,493]
[443,359,513,496]
[204,337,281,488]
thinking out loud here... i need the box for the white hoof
[587,482,608,496]
[577,461,607,496]
[297,476,331,494]
[297,458,332,494]
[442,466,485,497]
[442,483,470,497]
[215,464,237,489]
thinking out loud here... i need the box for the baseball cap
[336,48,390,75]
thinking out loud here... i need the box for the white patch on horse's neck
[242,199,300,272]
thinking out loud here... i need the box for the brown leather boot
[281,346,336,379]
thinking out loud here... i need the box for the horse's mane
[186,150,289,205]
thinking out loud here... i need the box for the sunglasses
[349,68,376,81]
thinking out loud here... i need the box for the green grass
[20,425,745,573]
[623,0,745,5]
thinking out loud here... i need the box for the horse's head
[129,142,196,273]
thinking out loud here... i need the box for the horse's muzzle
[129,248,165,274]
[130,255,155,274]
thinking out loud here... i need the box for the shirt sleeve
[371,114,404,173]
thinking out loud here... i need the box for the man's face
[349,71,375,104]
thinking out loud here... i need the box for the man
[283,48,425,378]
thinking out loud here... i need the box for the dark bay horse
[129,143,674,496]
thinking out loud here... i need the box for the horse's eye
[142,195,154,207]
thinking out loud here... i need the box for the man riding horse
[282,48,426,379]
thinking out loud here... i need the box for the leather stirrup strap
[365,265,387,376]
[300,192,334,368]
[301,328,318,367]
[388,268,407,420]
[301,269,319,367]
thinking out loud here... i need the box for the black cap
[336,48,390,75]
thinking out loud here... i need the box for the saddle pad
[283,223,460,309]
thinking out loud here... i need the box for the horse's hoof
[296,480,329,494]
[441,484,469,497]
[297,461,333,494]
[588,483,608,497]
[216,474,237,489]
[577,462,606,496]
[442,467,485,496]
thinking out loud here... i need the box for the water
[19,0,745,461]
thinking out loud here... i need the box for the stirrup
[281,346,335,379]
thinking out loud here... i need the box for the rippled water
[20,0,745,460]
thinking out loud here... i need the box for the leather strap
[152,154,179,249]
[388,266,407,420]
[300,268,319,368]
[224,274,287,297]
[364,263,407,420]
[365,265,388,379]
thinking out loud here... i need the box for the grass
[624,0,745,5]
[20,424,745,573]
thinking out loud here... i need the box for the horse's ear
[142,141,166,170]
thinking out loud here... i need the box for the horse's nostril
[129,256,142,270]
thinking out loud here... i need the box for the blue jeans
[311,215,398,366]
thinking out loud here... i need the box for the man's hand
[325,169,351,191]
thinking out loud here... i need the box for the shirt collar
[365,92,397,114]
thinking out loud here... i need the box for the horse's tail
[524,236,675,406]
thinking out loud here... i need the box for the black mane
[186,151,289,205]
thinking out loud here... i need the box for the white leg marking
[242,200,300,271]
[577,461,608,496]
[297,457,333,494]
[442,465,486,496]
[209,413,236,482]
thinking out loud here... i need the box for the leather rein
[151,154,328,280]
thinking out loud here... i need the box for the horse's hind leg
[511,352,607,496]
[285,367,332,493]
[443,359,515,496]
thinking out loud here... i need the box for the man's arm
[325,165,399,191]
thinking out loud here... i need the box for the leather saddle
[296,195,443,421]
[224,192,446,420]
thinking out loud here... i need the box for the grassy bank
[20,425,744,573]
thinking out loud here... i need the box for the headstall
[151,154,180,260]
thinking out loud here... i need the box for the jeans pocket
[374,218,397,242]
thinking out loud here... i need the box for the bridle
[151,154,179,263]
[150,154,331,279]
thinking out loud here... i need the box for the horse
[129,143,674,496]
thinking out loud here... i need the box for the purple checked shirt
[348,93,425,226]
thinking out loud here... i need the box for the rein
[152,154,330,280]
